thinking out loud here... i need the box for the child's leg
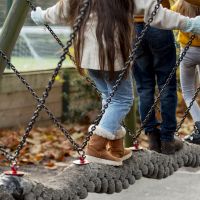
[133,23,160,135]
[180,47,200,144]
[88,69,134,135]
[144,27,183,155]
[87,70,109,107]
[153,34,177,142]
[98,71,134,134]
[86,69,133,165]
[180,47,200,122]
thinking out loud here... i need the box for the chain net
[0,0,198,165]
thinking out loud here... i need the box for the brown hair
[61,0,134,79]
[174,0,200,39]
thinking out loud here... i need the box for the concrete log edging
[0,142,199,200]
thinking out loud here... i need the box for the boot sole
[121,151,133,161]
[86,155,122,166]
[185,139,200,145]
[161,146,183,155]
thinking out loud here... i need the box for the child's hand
[31,7,46,25]
[183,16,200,34]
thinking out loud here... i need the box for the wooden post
[0,0,29,76]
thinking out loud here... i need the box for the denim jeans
[133,23,177,141]
[88,69,134,135]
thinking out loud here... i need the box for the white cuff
[88,125,116,140]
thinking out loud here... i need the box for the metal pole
[0,0,29,76]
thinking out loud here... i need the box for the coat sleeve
[43,0,70,25]
[133,0,188,31]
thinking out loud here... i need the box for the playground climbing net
[0,0,199,174]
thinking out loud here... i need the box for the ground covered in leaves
[0,115,194,169]
[0,124,88,168]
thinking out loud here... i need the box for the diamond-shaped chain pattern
[0,0,92,162]
[1,0,194,163]
[0,0,163,162]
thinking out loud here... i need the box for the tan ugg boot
[86,126,122,166]
[108,127,132,161]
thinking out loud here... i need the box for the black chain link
[0,146,14,161]
[132,35,196,140]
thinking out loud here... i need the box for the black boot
[184,121,200,145]
[146,128,161,153]
[161,137,183,155]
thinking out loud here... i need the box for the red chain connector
[73,149,89,165]
[132,140,143,151]
[73,156,89,165]
[4,162,24,176]
[79,156,85,164]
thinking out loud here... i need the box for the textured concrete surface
[87,167,200,200]
[1,143,200,199]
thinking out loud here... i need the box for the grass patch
[4,56,74,73]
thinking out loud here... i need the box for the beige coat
[43,0,188,71]
[134,0,170,22]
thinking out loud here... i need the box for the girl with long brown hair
[172,0,200,145]
[31,0,200,166]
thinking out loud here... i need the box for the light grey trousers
[180,46,200,122]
